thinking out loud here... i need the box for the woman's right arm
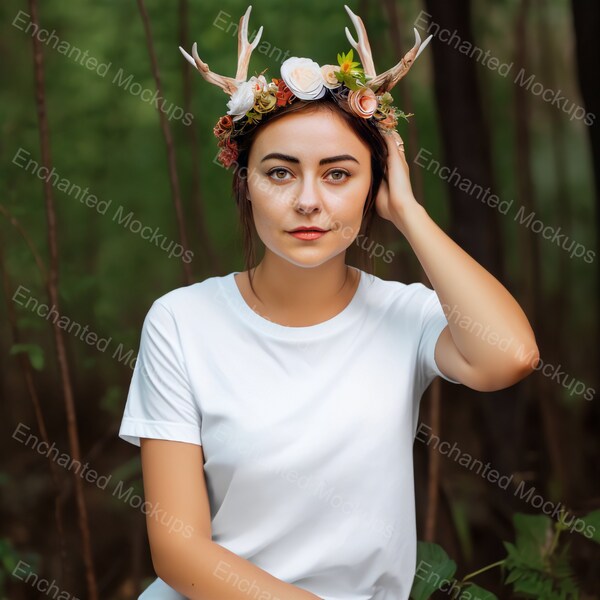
[140,438,322,600]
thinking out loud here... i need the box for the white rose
[226,80,256,121]
[248,74,268,96]
[320,64,342,89]
[281,57,326,100]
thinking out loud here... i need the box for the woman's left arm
[376,130,540,392]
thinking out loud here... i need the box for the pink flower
[347,86,378,118]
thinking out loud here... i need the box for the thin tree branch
[137,0,194,285]
[178,0,223,274]
[0,238,70,589]
[27,0,98,597]
[0,203,49,285]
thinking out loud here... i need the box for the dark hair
[229,93,389,295]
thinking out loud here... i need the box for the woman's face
[246,107,372,268]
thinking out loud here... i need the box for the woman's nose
[293,177,323,214]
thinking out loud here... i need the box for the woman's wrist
[391,198,428,237]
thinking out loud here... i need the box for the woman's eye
[267,168,291,181]
[266,168,350,183]
[328,169,350,182]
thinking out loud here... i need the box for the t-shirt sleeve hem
[118,417,203,447]
[427,317,462,384]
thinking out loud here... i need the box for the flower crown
[179,5,432,168]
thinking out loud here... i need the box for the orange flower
[217,138,239,168]
[275,79,294,107]
[213,115,234,138]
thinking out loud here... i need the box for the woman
[118,6,539,599]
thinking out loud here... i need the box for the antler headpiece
[179,5,432,168]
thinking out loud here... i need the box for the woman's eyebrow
[260,153,360,165]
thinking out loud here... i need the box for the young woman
[118,6,539,599]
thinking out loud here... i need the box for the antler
[235,5,263,82]
[179,5,263,95]
[343,4,432,94]
[343,5,376,78]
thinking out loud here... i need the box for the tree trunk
[570,0,600,378]
[423,0,522,521]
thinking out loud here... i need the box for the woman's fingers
[390,129,404,152]
[382,129,413,200]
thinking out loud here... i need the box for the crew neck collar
[220,267,367,340]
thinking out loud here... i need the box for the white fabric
[119,268,460,600]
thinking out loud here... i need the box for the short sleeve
[416,286,461,386]
[118,300,202,447]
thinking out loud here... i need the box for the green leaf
[448,498,473,563]
[410,541,457,600]
[459,583,498,600]
[502,513,581,599]
[396,110,414,123]
[577,509,600,544]
[513,513,553,564]
[339,71,366,92]
[9,343,45,370]
[379,91,394,106]
[336,49,361,71]
[505,565,523,585]
[337,50,349,67]
[100,385,122,417]
[0,537,41,583]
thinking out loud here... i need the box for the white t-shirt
[119,267,460,600]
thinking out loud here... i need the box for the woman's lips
[288,230,329,240]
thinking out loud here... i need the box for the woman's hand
[375,130,421,226]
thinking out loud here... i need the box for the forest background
[1,0,598,598]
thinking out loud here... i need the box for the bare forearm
[155,536,322,600]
